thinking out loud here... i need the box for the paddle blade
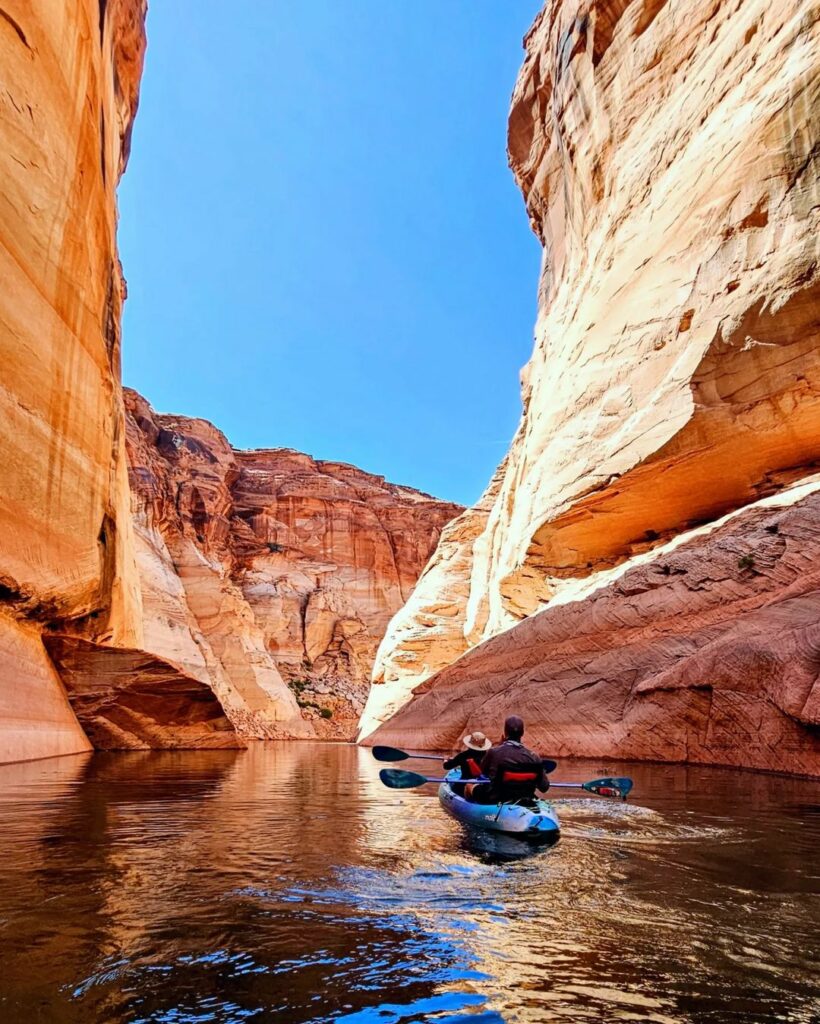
[582,777,633,800]
[372,745,409,762]
[378,768,430,789]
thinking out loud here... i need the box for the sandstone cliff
[0,1,461,760]
[125,390,462,740]
[0,1,147,762]
[363,0,820,776]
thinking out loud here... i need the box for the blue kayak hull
[438,774,560,841]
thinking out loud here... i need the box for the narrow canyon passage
[0,744,818,1023]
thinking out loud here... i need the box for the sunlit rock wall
[0,0,147,762]
[363,0,820,775]
[125,391,462,740]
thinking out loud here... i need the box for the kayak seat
[496,768,539,803]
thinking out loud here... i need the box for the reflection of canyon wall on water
[364,0,820,777]
[0,745,383,1019]
[125,391,462,740]
[0,1,147,762]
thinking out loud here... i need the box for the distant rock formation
[125,390,462,740]
[363,0,820,777]
[0,1,147,763]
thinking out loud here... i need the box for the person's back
[464,716,548,804]
[482,739,545,802]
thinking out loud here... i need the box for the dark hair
[504,715,524,741]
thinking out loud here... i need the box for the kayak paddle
[372,745,557,775]
[380,769,477,787]
[550,777,633,799]
[379,768,632,799]
[372,745,443,763]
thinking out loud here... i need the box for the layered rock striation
[125,390,462,740]
[363,0,820,776]
[0,0,147,762]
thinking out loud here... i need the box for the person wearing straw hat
[443,730,492,780]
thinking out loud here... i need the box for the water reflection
[0,744,818,1023]
[456,825,560,863]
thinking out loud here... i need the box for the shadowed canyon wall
[125,390,462,740]
[0,0,147,762]
[362,0,820,776]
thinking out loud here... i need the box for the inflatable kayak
[438,769,560,841]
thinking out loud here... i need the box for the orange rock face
[125,391,462,740]
[0,1,147,762]
[364,0,820,776]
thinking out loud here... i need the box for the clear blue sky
[119,1,544,507]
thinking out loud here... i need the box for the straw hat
[462,730,491,752]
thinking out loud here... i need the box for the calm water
[0,744,818,1023]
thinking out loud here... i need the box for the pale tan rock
[368,0,820,775]
[494,0,820,631]
[125,391,462,741]
[0,1,147,762]
[360,473,502,739]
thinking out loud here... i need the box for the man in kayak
[443,730,492,779]
[463,715,549,804]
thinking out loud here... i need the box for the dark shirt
[443,748,486,779]
[481,740,548,799]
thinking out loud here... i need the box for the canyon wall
[125,390,462,740]
[0,3,460,760]
[362,0,820,776]
[0,1,147,762]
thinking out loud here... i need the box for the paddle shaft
[387,776,602,789]
[379,768,632,799]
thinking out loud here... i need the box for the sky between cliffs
[119,1,544,507]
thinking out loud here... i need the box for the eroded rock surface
[368,481,820,777]
[364,0,820,775]
[125,390,462,739]
[44,636,244,750]
[0,1,147,762]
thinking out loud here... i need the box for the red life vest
[500,770,538,784]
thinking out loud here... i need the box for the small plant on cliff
[738,553,756,571]
[320,707,333,720]
[266,541,284,553]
